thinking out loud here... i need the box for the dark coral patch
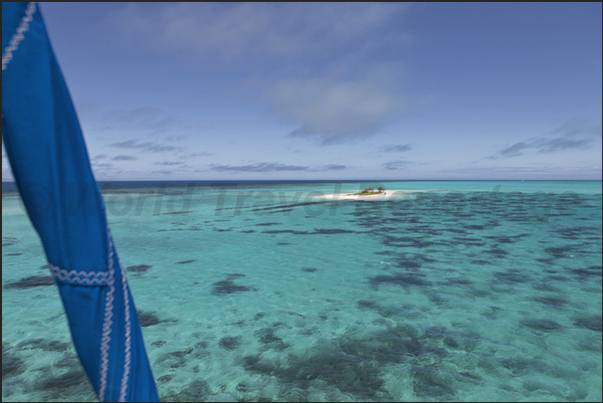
[166,347,193,358]
[263,229,309,235]
[573,315,602,332]
[2,343,25,380]
[571,266,602,278]
[195,341,209,349]
[243,354,275,374]
[500,357,545,376]
[241,323,455,400]
[483,248,508,258]
[136,310,168,327]
[521,318,563,331]
[163,379,211,402]
[126,264,152,273]
[424,326,447,339]
[395,260,422,270]
[533,296,568,308]
[158,210,194,216]
[2,237,19,247]
[464,225,485,230]
[219,336,242,350]
[39,340,70,352]
[36,370,87,389]
[156,348,194,369]
[254,328,288,350]
[54,354,81,371]
[312,228,358,235]
[544,246,574,258]
[369,273,432,287]
[254,328,281,344]
[4,275,55,289]
[33,369,95,401]
[411,365,456,399]
[445,277,472,285]
[211,279,253,295]
[493,270,528,283]
[245,345,385,399]
[357,300,380,310]
[280,351,384,399]
[157,374,174,383]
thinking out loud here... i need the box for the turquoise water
[2,181,602,402]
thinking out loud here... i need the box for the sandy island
[313,190,404,201]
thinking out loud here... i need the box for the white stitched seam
[98,231,116,402]
[118,258,132,402]
[48,264,107,285]
[2,2,37,72]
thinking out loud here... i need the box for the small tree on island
[348,186,385,196]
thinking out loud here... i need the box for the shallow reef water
[2,181,602,402]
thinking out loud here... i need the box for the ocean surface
[2,180,602,402]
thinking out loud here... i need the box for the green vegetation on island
[346,186,385,196]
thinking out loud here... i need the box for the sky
[2,2,602,181]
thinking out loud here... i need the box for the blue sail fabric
[2,3,159,401]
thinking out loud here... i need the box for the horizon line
[3,179,602,183]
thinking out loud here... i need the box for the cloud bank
[111,3,411,146]
[112,3,408,61]
[269,77,405,145]
[489,119,601,159]
[110,140,184,153]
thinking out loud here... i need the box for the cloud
[322,164,347,171]
[112,155,137,161]
[549,118,602,138]
[208,162,347,173]
[209,162,309,173]
[154,161,185,166]
[489,138,594,159]
[383,160,410,170]
[179,152,214,158]
[110,140,184,153]
[91,162,114,168]
[538,137,594,153]
[151,170,174,176]
[98,107,180,136]
[379,144,412,153]
[110,3,411,146]
[90,160,118,179]
[112,3,408,61]
[269,77,405,145]
[489,119,600,159]
[490,142,530,159]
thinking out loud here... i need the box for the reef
[4,275,55,289]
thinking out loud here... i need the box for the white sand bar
[313,190,407,201]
